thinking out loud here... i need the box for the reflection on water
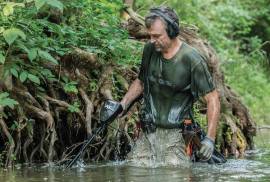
[1,129,270,182]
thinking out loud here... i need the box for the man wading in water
[120,6,220,166]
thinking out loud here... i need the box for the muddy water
[1,129,270,182]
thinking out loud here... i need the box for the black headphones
[150,7,180,39]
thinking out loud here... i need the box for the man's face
[147,18,171,52]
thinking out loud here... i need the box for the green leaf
[28,48,37,62]
[35,0,46,10]
[0,92,9,99]
[3,28,26,45]
[47,0,63,11]
[17,43,29,53]
[62,76,68,83]
[19,71,28,82]
[3,4,14,16]
[10,68,18,78]
[28,74,40,84]
[17,44,37,62]
[10,121,19,130]
[0,92,18,109]
[68,102,80,113]
[0,98,18,109]
[64,83,78,94]
[0,53,5,64]
[38,50,58,64]
[0,27,5,34]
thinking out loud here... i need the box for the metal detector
[65,100,123,169]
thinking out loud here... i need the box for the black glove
[198,136,214,161]
[100,100,123,125]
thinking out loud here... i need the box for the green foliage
[27,73,40,84]
[34,0,63,11]
[62,78,78,94]
[3,28,26,45]
[63,0,142,65]
[0,0,142,91]
[0,0,63,87]
[10,120,19,131]
[0,92,18,109]
[88,80,98,92]
[68,101,80,113]
[0,53,5,64]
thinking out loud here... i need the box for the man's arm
[120,78,144,111]
[203,89,220,141]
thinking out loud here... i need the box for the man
[120,6,220,166]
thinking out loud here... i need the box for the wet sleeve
[190,53,215,100]
[138,43,152,81]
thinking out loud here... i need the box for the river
[1,129,270,182]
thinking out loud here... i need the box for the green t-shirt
[138,42,215,128]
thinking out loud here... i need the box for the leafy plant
[68,101,80,113]
[0,92,18,109]
[63,81,78,94]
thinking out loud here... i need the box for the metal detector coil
[100,100,123,125]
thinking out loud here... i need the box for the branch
[25,104,54,129]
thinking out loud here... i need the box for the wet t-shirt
[138,42,215,128]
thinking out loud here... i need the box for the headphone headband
[150,8,179,28]
[150,8,179,37]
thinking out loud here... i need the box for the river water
[1,129,270,182]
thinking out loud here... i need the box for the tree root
[0,107,15,168]
[99,66,114,100]
[79,88,94,136]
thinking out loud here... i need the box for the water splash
[126,128,191,168]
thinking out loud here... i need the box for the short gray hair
[145,6,179,29]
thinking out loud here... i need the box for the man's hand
[198,136,214,160]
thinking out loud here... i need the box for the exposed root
[44,95,86,123]
[48,128,57,162]
[0,107,15,168]
[23,120,34,163]
[100,66,114,100]
[25,104,54,129]
[79,88,94,136]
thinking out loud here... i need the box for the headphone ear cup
[166,24,173,39]
[166,23,179,39]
